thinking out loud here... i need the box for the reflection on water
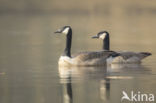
[58,64,153,103]
[100,79,110,101]
[60,74,111,103]
[59,64,151,80]
[59,66,107,81]
[61,77,73,103]
[62,77,73,103]
[59,66,108,103]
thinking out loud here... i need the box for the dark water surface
[0,6,156,103]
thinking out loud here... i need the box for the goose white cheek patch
[62,28,69,34]
[99,33,107,39]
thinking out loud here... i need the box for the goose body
[92,31,151,64]
[59,51,119,66]
[55,26,119,66]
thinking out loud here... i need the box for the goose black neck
[63,29,72,57]
[103,35,110,50]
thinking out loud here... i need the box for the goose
[92,31,151,64]
[54,26,119,66]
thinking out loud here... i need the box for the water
[0,1,156,103]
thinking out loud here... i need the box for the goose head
[92,31,110,50]
[54,26,72,57]
[54,26,71,35]
[92,31,109,40]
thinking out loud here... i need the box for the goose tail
[140,52,152,59]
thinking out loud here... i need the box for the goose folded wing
[72,50,118,61]
[117,51,151,60]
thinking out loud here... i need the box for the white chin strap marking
[99,33,107,39]
[62,28,69,34]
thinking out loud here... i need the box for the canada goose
[54,26,119,66]
[92,31,151,64]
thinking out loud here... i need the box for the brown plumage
[117,52,151,60]
[59,51,119,66]
[109,51,152,64]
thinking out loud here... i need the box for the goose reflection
[100,78,110,101]
[61,76,73,103]
[59,66,73,103]
[59,66,108,103]
[58,65,107,80]
[58,64,151,103]
[107,63,151,74]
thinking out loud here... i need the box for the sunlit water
[0,5,156,103]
